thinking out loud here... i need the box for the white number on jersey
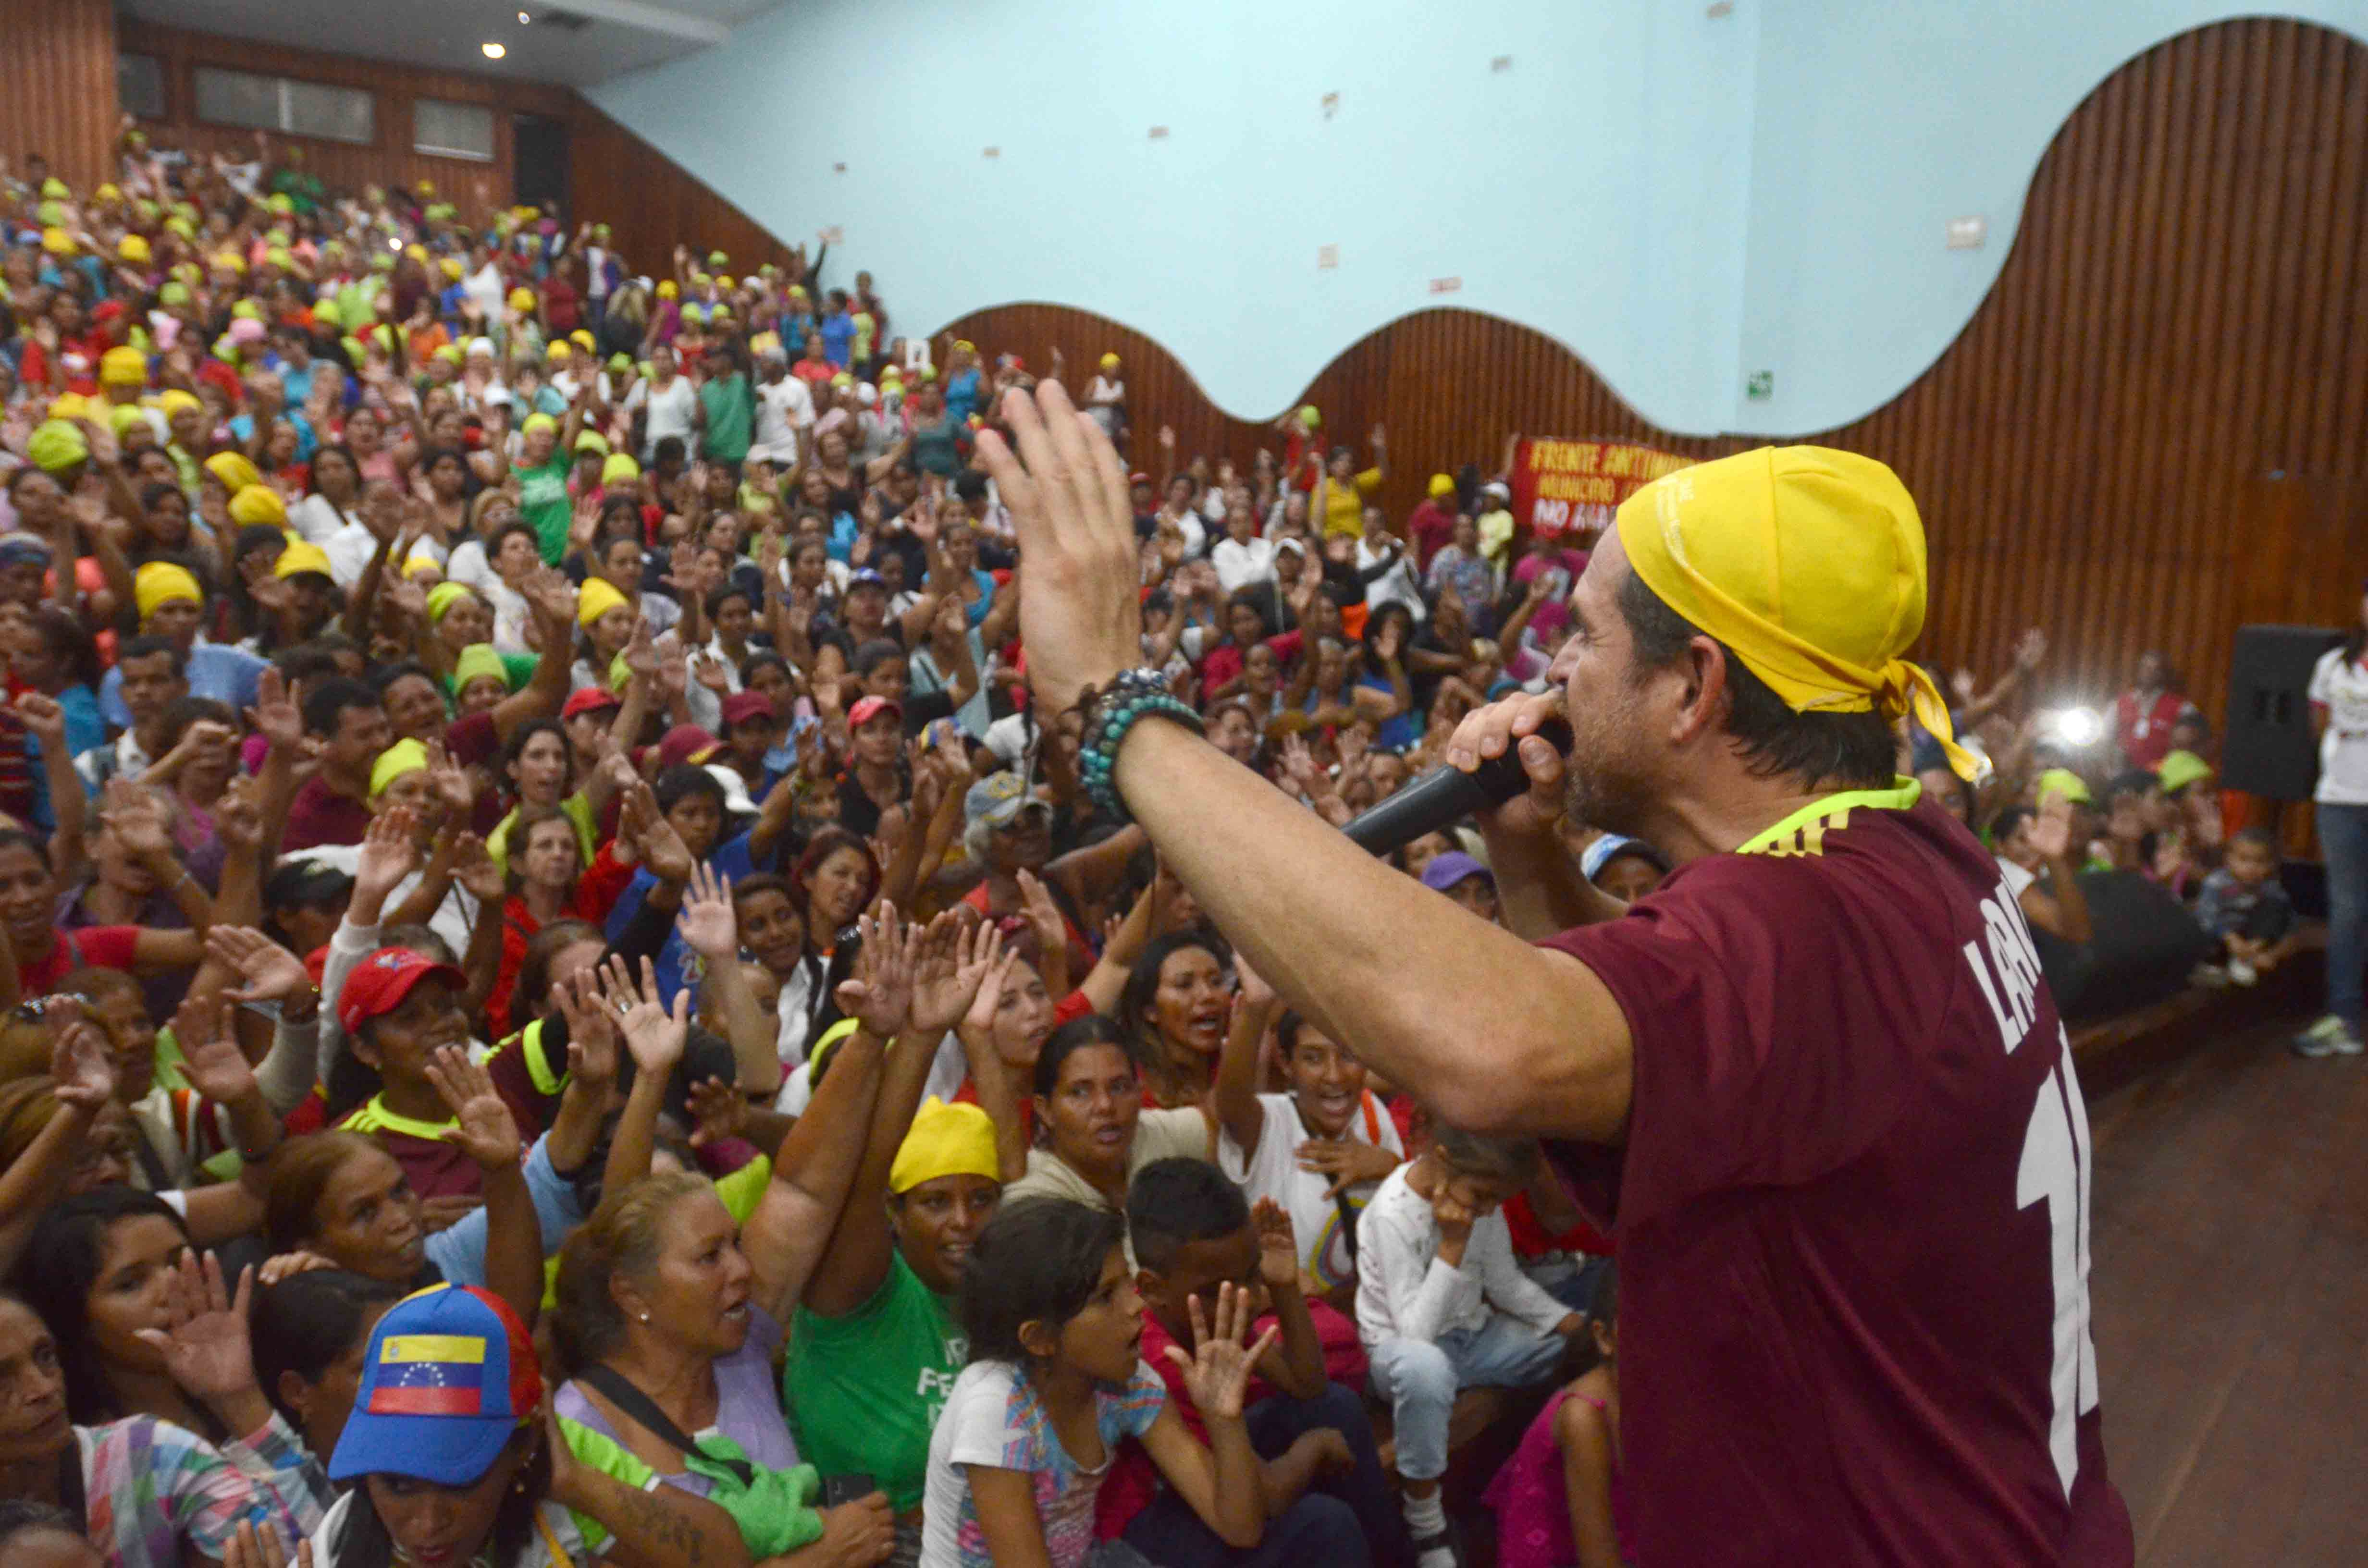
[2017,1032,2099,1497]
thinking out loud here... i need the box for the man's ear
[1668,636,1732,747]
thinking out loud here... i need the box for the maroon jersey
[1541,785,2133,1566]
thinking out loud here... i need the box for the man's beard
[1562,756,1655,840]
[1560,708,1657,839]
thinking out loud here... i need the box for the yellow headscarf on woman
[1614,445,1981,782]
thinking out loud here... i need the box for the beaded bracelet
[1076,668,1206,821]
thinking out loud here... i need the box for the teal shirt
[700,372,755,464]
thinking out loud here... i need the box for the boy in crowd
[2197,827,2301,994]
[1357,1128,1583,1568]
[1113,1158,1407,1567]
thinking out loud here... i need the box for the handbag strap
[577,1363,753,1487]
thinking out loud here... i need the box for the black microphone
[1340,718,1572,855]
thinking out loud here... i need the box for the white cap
[465,336,494,358]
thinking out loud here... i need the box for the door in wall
[513,112,570,220]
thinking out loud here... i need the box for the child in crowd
[1357,1128,1583,1568]
[2196,827,2298,991]
[920,1198,1276,1568]
[1213,962,1404,1310]
[1106,1158,1398,1566]
[1485,1265,1628,1568]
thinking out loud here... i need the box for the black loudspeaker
[2034,870,2218,1022]
[2222,624,2345,800]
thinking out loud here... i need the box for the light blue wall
[592,1,2368,438]
[1738,1,2368,434]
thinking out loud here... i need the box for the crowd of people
[0,118,2296,1568]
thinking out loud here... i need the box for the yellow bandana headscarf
[228,486,288,529]
[1615,445,1981,782]
[370,739,429,799]
[135,562,203,621]
[204,452,263,494]
[889,1098,1000,1194]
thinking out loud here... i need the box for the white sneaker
[2228,958,2258,987]
[2291,1015,2365,1057]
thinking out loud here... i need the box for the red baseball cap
[337,947,465,1033]
[560,686,621,719]
[656,723,722,771]
[719,690,776,729]
[848,695,902,730]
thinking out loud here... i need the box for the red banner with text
[1509,438,1694,541]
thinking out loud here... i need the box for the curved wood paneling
[0,0,118,194]
[946,17,2368,725]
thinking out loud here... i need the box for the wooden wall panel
[944,17,2368,729]
[117,19,575,230]
[0,0,117,193]
[109,20,789,278]
[562,98,802,287]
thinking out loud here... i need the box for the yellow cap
[276,542,338,582]
[656,280,678,300]
[890,1098,1000,1194]
[118,234,150,264]
[508,287,535,311]
[521,413,558,437]
[204,452,263,494]
[573,430,608,455]
[40,228,74,257]
[229,486,289,529]
[569,330,594,352]
[577,576,630,629]
[2157,750,2213,795]
[440,257,464,280]
[426,581,475,624]
[135,562,204,620]
[210,250,246,275]
[1614,445,1977,781]
[369,738,429,799]
[99,346,148,387]
[451,644,507,698]
[108,405,148,437]
[601,453,641,487]
[546,341,572,361]
[158,389,201,419]
[1427,473,1455,499]
[2036,768,2092,807]
[26,420,89,476]
[1100,352,1120,370]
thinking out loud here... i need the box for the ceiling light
[518,10,530,21]
[482,41,506,59]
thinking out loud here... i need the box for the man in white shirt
[748,348,814,466]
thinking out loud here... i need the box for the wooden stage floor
[2087,1010,2368,1564]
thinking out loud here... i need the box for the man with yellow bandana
[985,387,2134,1567]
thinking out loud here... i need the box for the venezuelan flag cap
[329,1284,541,1485]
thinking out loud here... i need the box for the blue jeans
[2323,803,2368,1026]
[1119,1384,1396,1568]
[1368,1317,1567,1482]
